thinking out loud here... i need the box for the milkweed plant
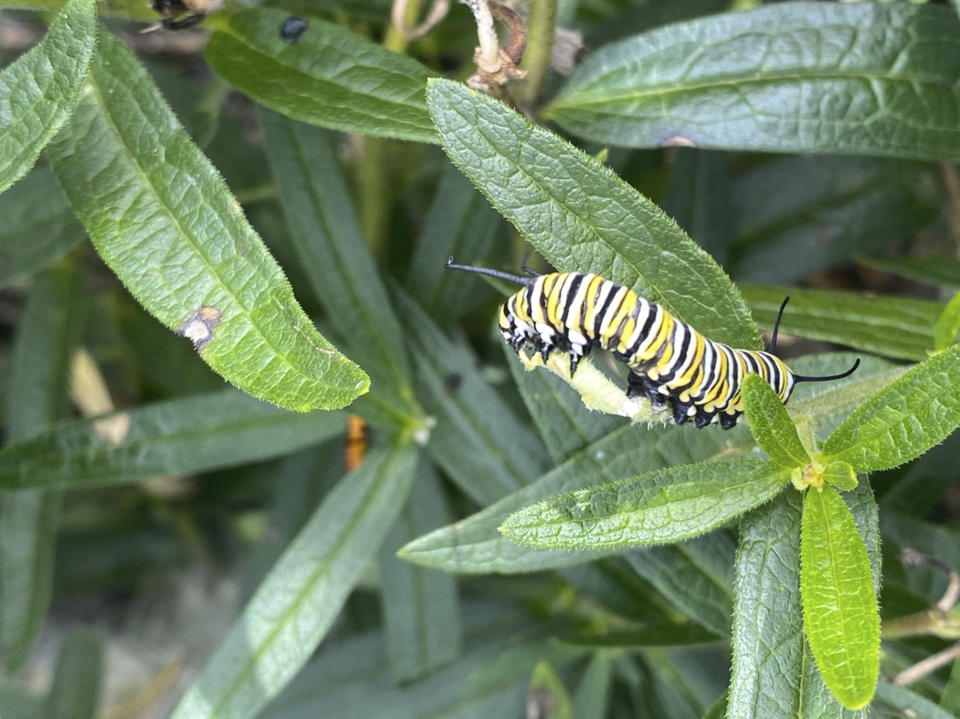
[1,0,960,716]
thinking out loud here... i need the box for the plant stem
[357,0,426,254]
[384,0,423,53]
[464,0,501,71]
[893,641,960,686]
[941,163,960,254]
[517,0,557,107]
[881,608,960,639]
[357,137,389,255]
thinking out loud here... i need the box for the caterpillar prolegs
[446,259,859,429]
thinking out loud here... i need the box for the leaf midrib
[521,471,778,528]
[551,69,960,111]
[808,489,859,696]
[209,445,407,718]
[84,69,336,390]
[0,410,331,488]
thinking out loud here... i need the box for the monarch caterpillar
[446,258,859,429]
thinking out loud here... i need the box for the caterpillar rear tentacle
[446,257,860,429]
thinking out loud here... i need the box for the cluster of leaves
[2,0,960,717]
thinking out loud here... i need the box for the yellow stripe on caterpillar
[445,259,860,429]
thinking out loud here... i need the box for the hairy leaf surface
[548,3,960,159]
[48,32,367,410]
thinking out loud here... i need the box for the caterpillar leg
[671,400,693,425]
[719,412,740,430]
[527,337,554,363]
[568,344,590,376]
[694,409,716,429]
[627,373,666,408]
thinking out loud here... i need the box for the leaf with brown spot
[47,32,367,412]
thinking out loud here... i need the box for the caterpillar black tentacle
[447,260,860,429]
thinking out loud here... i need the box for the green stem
[383,0,423,53]
[881,608,960,639]
[357,137,388,255]
[355,0,426,255]
[518,0,557,107]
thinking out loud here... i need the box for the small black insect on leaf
[280,16,308,44]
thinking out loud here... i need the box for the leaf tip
[843,691,875,711]
[497,511,526,542]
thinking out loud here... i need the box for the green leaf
[728,484,880,719]
[585,0,727,47]
[702,692,727,719]
[935,291,960,351]
[563,624,718,650]
[629,652,712,718]
[560,558,678,626]
[0,686,42,719]
[47,31,367,412]
[393,286,550,506]
[728,491,864,719]
[742,374,810,468]
[822,342,960,471]
[500,459,791,550]
[572,652,613,719]
[1,491,60,675]
[257,108,418,423]
[786,355,905,439]
[728,497,810,716]
[874,682,957,719]
[730,158,937,284]
[2,262,83,674]
[0,390,345,490]
[239,444,338,600]
[0,167,84,287]
[405,164,500,322]
[506,343,621,464]
[42,627,103,719]
[879,511,960,604]
[205,9,436,143]
[528,661,573,719]
[0,0,155,19]
[4,263,83,441]
[661,148,733,265]
[822,462,857,491]
[264,630,391,717]
[265,0,393,22]
[743,284,940,362]
[170,441,416,719]
[399,423,671,573]
[546,3,960,160]
[0,0,97,194]
[266,623,577,718]
[943,655,960,715]
[801,486,879,710]
[879,433,960,516]
[378,458,460,682]
[859,254,960,289]
[426,78,760,349]
[626,533,734,637]
[844,482,881,594]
